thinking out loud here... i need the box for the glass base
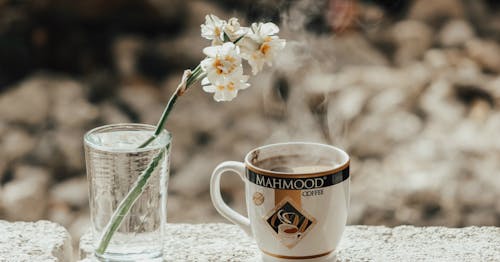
[95,251,163,262]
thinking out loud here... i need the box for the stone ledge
[0,220,73,262]
[80,223,500,261]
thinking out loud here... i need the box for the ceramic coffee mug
[210,142,350,261]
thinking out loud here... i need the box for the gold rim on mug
[260,249,334,259]
[244,142,350,179]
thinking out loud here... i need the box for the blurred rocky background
[0,0,500,249]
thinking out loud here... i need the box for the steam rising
[258,0,353,147]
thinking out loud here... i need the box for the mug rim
[244,142,350,178]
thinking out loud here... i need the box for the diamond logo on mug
[264,198,316,248]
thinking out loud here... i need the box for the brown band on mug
[260,249,334,259]
[275,189,301,209]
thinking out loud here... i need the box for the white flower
[239,22,286,75]
[223,18,249,42]
[201,14,226,45]
[201,74,250,102]
[200,42,243,84]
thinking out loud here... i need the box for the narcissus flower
[201,14,226,45]
[201,74,250,102]
[200,42,244,84]
[199,16,285,101]
[223,18,249,42]
[239,22,286,75]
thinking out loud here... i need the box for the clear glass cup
[84,123,171,261]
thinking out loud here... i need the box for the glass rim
[84,123,171,153]
[244,142,350,177]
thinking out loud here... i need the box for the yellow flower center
[214,27,221,37]
[213,59,224,75]
[227,82,235,91]
[217,85,224,91]
[225,55,235,63]
[259,37,273,55]
[213,56,237,75]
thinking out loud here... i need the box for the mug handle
[210,161,252,237]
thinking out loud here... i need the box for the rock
[13,165,50,181]
[359,66,407,91]
[0,121,6,137]
[112,36,145,79]
[79,223,500,261]
[157,28,208,71]
[261,73,287,118]
[263,74,329,144]
[169,154,225,198]
[99,102,132,124]
[331,33,390,66]
[68,213,91,248]
[30,131,61,169]
[439,19,475,47]
[144,0,187,26]
[186,0,233,29]
[327,87,369,133]
[408,0,464,23]
[391,20,433,65]
[54,129,86,172]
[367,88,408,113]
[0,220,73,262]
[50,177,88,208]
[465,39,500,73]
[425,49,450,69]
[118,84,164,125]
[51,79,99,129]
[348,114,392,158]
[48,203,75,229]
[468,99,491,122]
[0,159,6,185]
[1,166,50,221]
[0,76,50,126]
[486,76,500,101]
[384,111,423,142]
[167,195,222,224]
[348,110,422,158]
[419,79,466,125]
[212,113,275,157]
[464,210,497,226]
[0,128,36,162]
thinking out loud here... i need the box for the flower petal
[213,91,224,102]
[210,14,223,24]
[201,77,211,85]
[220,42,236,54]
[203,85,216,93]
[203,46,220,57]
[260,22,279,36]
[200,57,213,70]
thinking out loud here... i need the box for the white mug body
[210,142,350,260]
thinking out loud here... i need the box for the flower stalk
[94,14,285,256]
[95,146,167,255]
[95,67,205,255]
[139,65,205,149]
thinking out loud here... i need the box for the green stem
[96,65,206,255]
[138,64,205,148]
[95,147,167,255]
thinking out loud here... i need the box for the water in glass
[84,124,170,261]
